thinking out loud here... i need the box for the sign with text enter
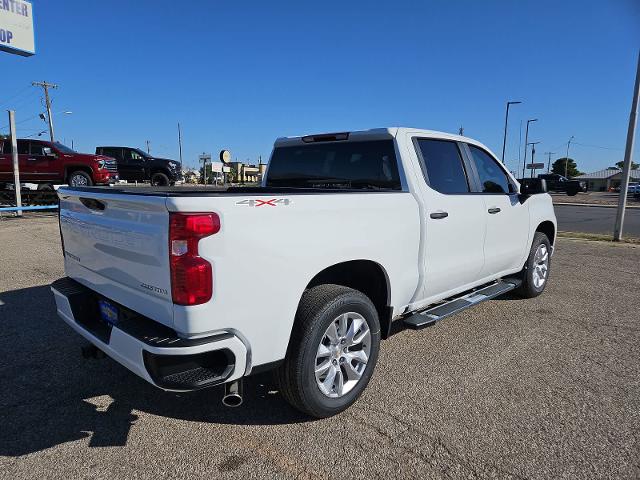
[0,0,34,56]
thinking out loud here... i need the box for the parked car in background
[626,182,640,194]
[95,146,181,186]
[537,173,586,196]
[0,139,118,188]
[53,127,557,418]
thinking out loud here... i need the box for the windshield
[53,142,77,154]
[266,140,401,190]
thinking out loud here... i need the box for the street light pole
[522,118,538,178]
[564,136,574,177]
[544,152,555,173]
[614,51,640,241]
[501,101,521,164]
[526,141,541,177]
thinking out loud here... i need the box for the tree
[615,160,639,170]
[551,158,582,177]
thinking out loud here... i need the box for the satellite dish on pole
[220,150,231,164]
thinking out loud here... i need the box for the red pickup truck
[0,138,119,188]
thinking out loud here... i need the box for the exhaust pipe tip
[222,393,243,408]
[222,379,243,407]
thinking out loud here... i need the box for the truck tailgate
[58,188,174,328]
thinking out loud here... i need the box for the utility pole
[501,100,522,163]
[177,122,183,165]
[544,152,555,173]
[522,118,538,178]
[614,51,640,241]
[32,81,58,142]
[8,110,22,216]
[146,140,151,154]
[527,141,541,177]
[564,136,574,177]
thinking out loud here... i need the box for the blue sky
[1,0,639,173]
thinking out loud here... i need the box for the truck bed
[61,185,401,197]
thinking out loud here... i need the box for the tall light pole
[522,118,538,178]
[564,136,574,177]
[527,141,541,177]
[544,152,555,173]
[177,122,183,165]
[501,100,522,164]
[614,50,640,241]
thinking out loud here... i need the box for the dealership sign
[0,0,34,56]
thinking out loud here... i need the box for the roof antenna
[458,126,464,136]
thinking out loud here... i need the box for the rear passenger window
[17,141,29,155]
[30,142,45,156]
[416,139,469,194]
[468,145,512,194]
[101,147,122,160]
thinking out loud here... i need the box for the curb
[554,202,640,209]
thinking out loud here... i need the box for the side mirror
[43,147,57,158]
[519,178,547,197]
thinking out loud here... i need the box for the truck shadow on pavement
[0,285,310,457]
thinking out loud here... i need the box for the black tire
[151,172,170,186]
[514,232,551,298]
[37,183,54,191]
[68,171,93,187]
[275,284,381,418]
[567,189,578,196]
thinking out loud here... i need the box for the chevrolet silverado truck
[0,139,118,188]
[537,173,586,196]
[51,128,556,418]
[95,146,181,186]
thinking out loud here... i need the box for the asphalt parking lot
[1,215,639,479]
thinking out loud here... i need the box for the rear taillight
[169,212,220,305]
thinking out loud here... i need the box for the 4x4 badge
[236,198,292,207]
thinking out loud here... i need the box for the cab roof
[274,127,493,153]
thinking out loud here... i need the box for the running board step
[403,278,522,330]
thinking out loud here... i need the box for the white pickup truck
[52,128,556,418]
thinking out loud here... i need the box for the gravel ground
[1,215,639,479]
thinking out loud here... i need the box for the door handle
[27,157,37,161]
[430,211,449,219]
[488,207,501,214]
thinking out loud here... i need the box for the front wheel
[151,172,170,186]
[275,284,381,418]
[68,171,93,187]
[514,232,551,298]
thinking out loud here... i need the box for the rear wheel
[68,171,93,187]
[514,232,551,298]
[37,183,54,191]
[151,172,170,186]
[275,284,381,418]
[567,188,578,196]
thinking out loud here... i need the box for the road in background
[555,204,640,237]
[1,217,639,479]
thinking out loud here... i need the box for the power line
[0,112,45,132]
[572,141,623,151]
[0,85,32,108]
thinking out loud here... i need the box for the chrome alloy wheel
[315,312,371,398]
[70,174,88,186]
[532,243,549,288]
